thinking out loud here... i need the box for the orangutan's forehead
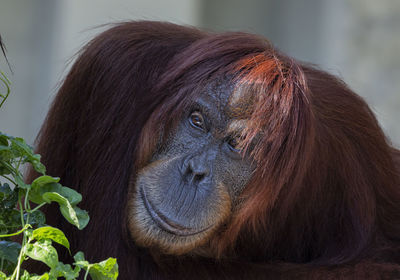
[203,78,233,108]
[202,78,254,120]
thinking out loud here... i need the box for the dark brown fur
[28,21,400,279]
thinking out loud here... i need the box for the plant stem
[11,235,25,280]
[24,188,30,211]
[15,157,22,172]
[84,266,91,280]
[30,202,46,213]
[18,194,25,227]
[0,224,29,238]
[9,196,28,280]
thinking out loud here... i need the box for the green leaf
[0,241,21,264]
[0,134,9,146]
[26,272,51,280]
[24,210,46,227]
[0,134,12,168]
[88,258,119,280]
[0,259,15,275]
[0,145,10,152]
[20,270,31,280]
[32,226,70,251]
[25,239,59,269]
[9,137,33,158]
[73,251,89,267]
[29,182,82,206]
[0,186,18,209]
[25,228,33,239]
[74,252,118,280]
[20,270,52,280]
[0,183,12,197]
[0,271,6,280]
[42,192,89,230]
[31,176,60,190]
[49,263,80,280]
[15,175,30,189]
[0,183,18,209]
[31,157,46,175]
[7,136,46,174]
[70,206,89,230]
[0,209,21,234]
[0,166,11,176]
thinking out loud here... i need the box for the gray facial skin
[127,80,256,255]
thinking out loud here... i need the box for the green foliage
[74,253,119,280]
[0,73,118,279]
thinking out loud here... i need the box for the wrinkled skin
[127,80,256,255]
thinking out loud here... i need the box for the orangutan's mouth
[140,186,212,236]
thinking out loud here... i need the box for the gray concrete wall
[320,0,400,147]
[0,0,201,145]
[0,0,57,144]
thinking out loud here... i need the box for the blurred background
[0,0,399,147]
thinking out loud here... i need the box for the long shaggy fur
[28,21,400,279]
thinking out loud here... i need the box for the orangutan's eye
[227,136,241,153]
[189,111,205,131]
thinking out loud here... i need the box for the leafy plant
[0,71,118,279]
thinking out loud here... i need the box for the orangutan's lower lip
[140,186,211,236]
